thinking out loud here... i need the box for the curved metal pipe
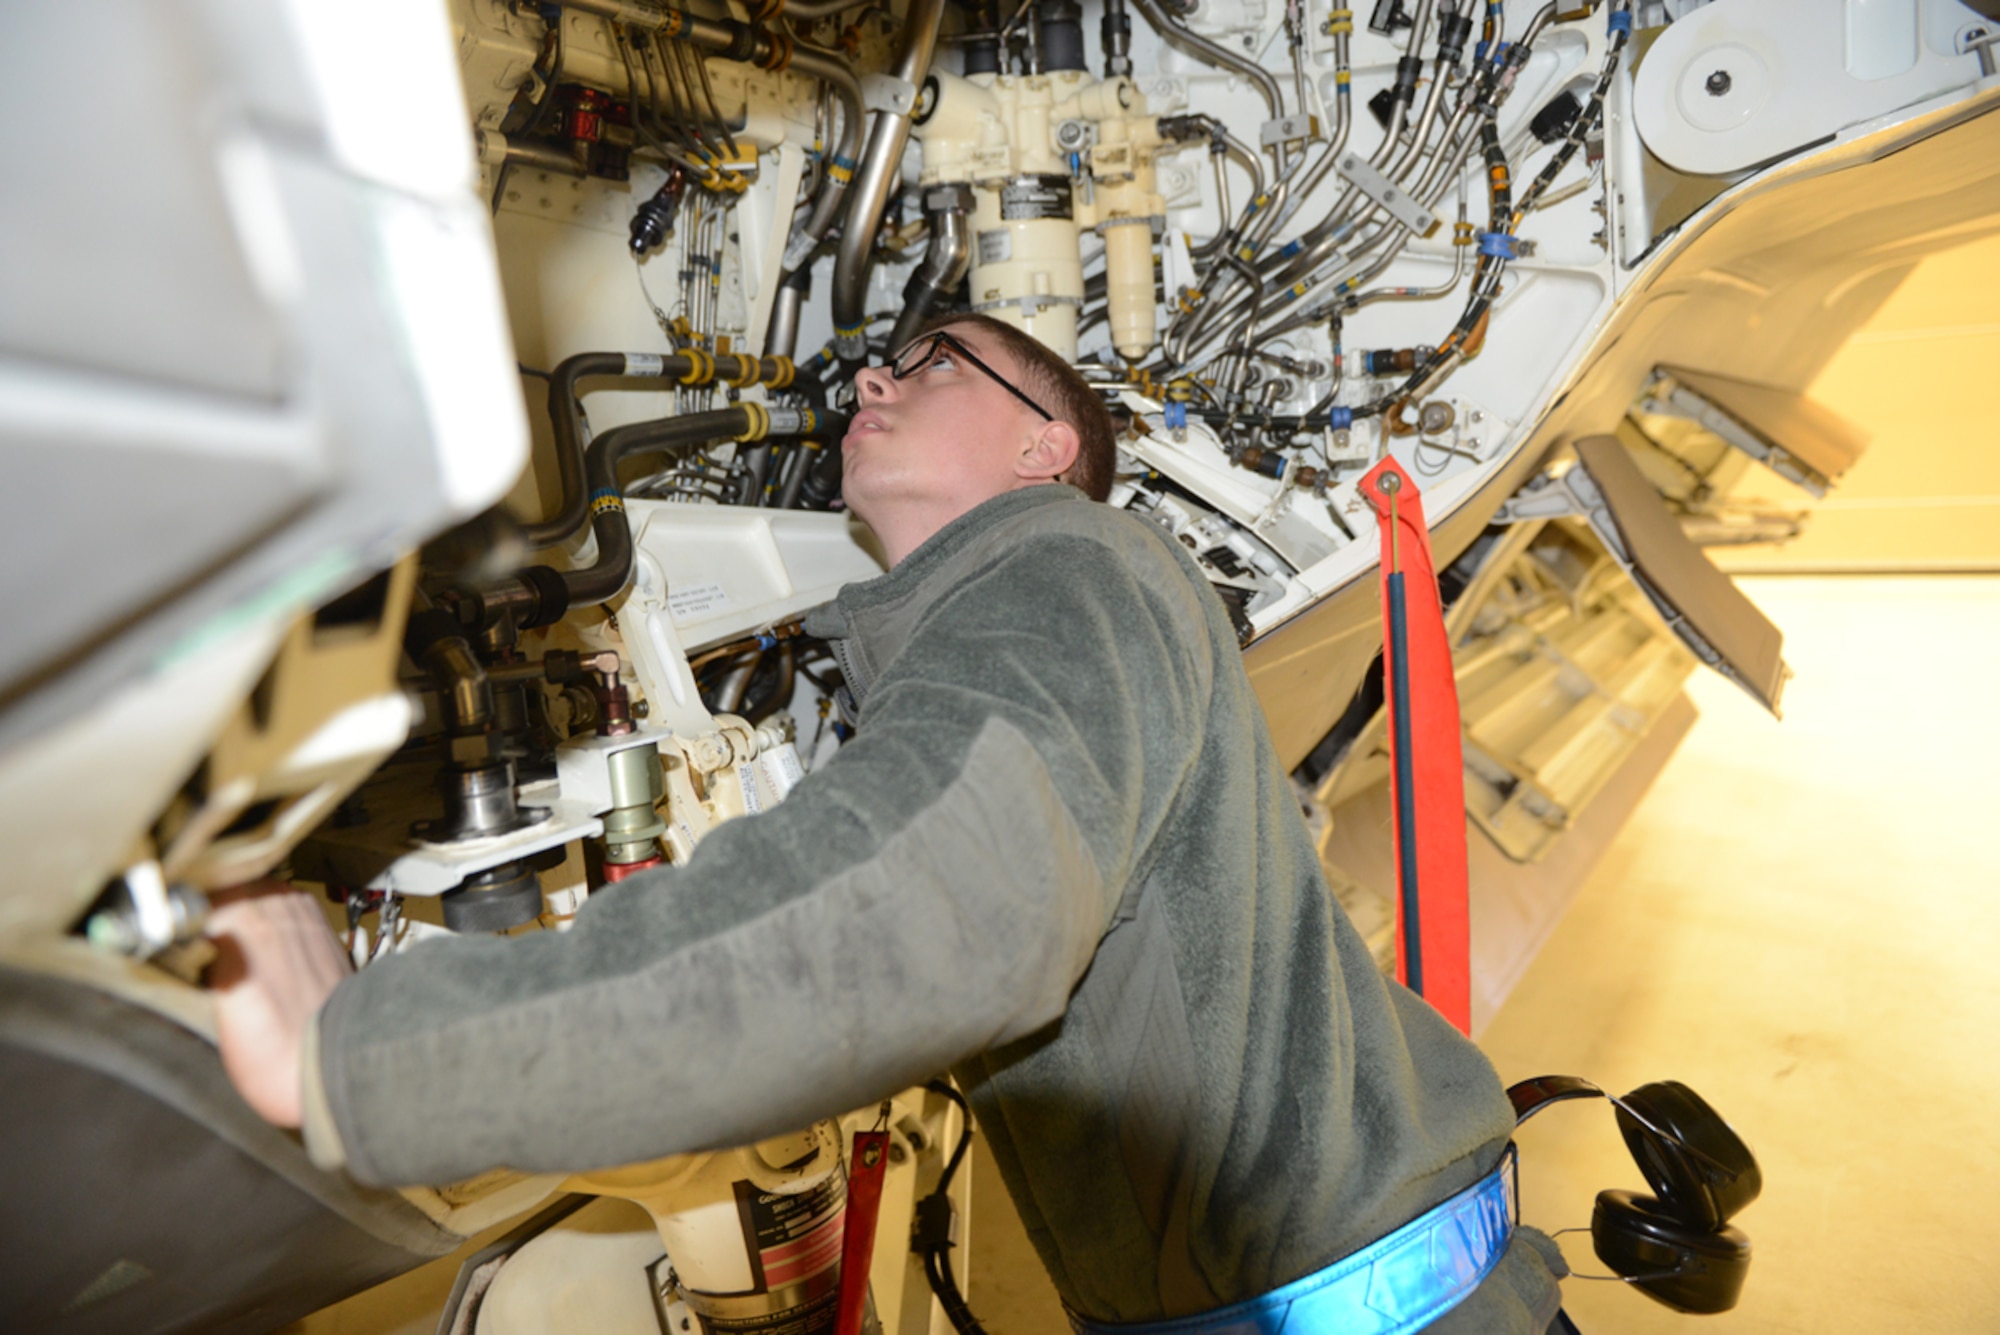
[1128,0,1282,126]
[787,45,869,257]
[831,0,948,368]
[887,194,972,351]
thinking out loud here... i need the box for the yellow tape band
[733,401,771,441]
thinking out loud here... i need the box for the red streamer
[833,1129,892,1335]
[1361,456,1472,1034]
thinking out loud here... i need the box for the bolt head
[1705,69,1732,96]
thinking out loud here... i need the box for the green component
[602,743,667,862]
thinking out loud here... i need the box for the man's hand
[205,883,352,1128]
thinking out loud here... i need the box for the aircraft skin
[0,0,1996,1330]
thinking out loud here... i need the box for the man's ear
[1017,419,1081,483]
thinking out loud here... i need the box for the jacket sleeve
[314,530,1216,1186]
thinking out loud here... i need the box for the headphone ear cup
[1616,1081,1762,1230]
[1593,1189,1752,1315]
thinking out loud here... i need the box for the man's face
[840,323,1058,531]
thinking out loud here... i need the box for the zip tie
[679,348,715,384]
[1476,231,1519,258]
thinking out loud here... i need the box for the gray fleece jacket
[312,485,1563,1328]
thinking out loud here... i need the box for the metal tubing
[832,0,948,367]
[788,45,870,254]
[887,199,972,351]
[1129,0,1283,127]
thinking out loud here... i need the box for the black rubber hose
[566,408,761,607]
[523,352,802,549]
[561,406,848,608]
[523,351,630,550]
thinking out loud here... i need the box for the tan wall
[1715,233,2000,573]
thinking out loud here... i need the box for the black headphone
[1509,1075,1762,1315]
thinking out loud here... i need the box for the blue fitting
[1164,402,1188,430]
[1278,239,1303,259]
[1608,9,1632,33]
[1325,406,1354,430]
[1477,230,1519,258]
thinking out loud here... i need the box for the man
[211,315,1568,1330]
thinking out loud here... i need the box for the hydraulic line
[512,349,813,551]
[832,0,947,371]
[560,404,845,612]
[524,352,643,549]
[784,45,869,266]
[888,187,974,351]
[1129,0,1289,167]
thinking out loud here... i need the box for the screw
[1376,471,1402,494]
[1705,70,1732,96]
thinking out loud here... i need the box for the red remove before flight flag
[833,1127,892,1335]
[1360,456,1472,1034]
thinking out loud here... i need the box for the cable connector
[912,1193,961,1253]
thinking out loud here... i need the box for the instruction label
[667,581,731,623]
[977,228,1013,265]
[1000,174,1073,221]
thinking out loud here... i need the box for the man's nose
[853,363,896,404]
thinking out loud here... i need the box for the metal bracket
[1491,466,1630,562]
[1259,113,1320,147]
[860,73,918,116]
[1334,149,1441,236]
[1638,372,1831,497]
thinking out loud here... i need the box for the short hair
[918,311,1116,502]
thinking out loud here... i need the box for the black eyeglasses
[885,330,1053,422]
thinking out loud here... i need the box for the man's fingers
[203,886,352,1129]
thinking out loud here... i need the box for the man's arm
[281,530,1208,1186]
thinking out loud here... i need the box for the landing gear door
[1644,367,1870,498]
[1570,436,1790,713]
[1498,435,1791,714]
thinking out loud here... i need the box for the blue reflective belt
[1068,1150,1517,1335]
